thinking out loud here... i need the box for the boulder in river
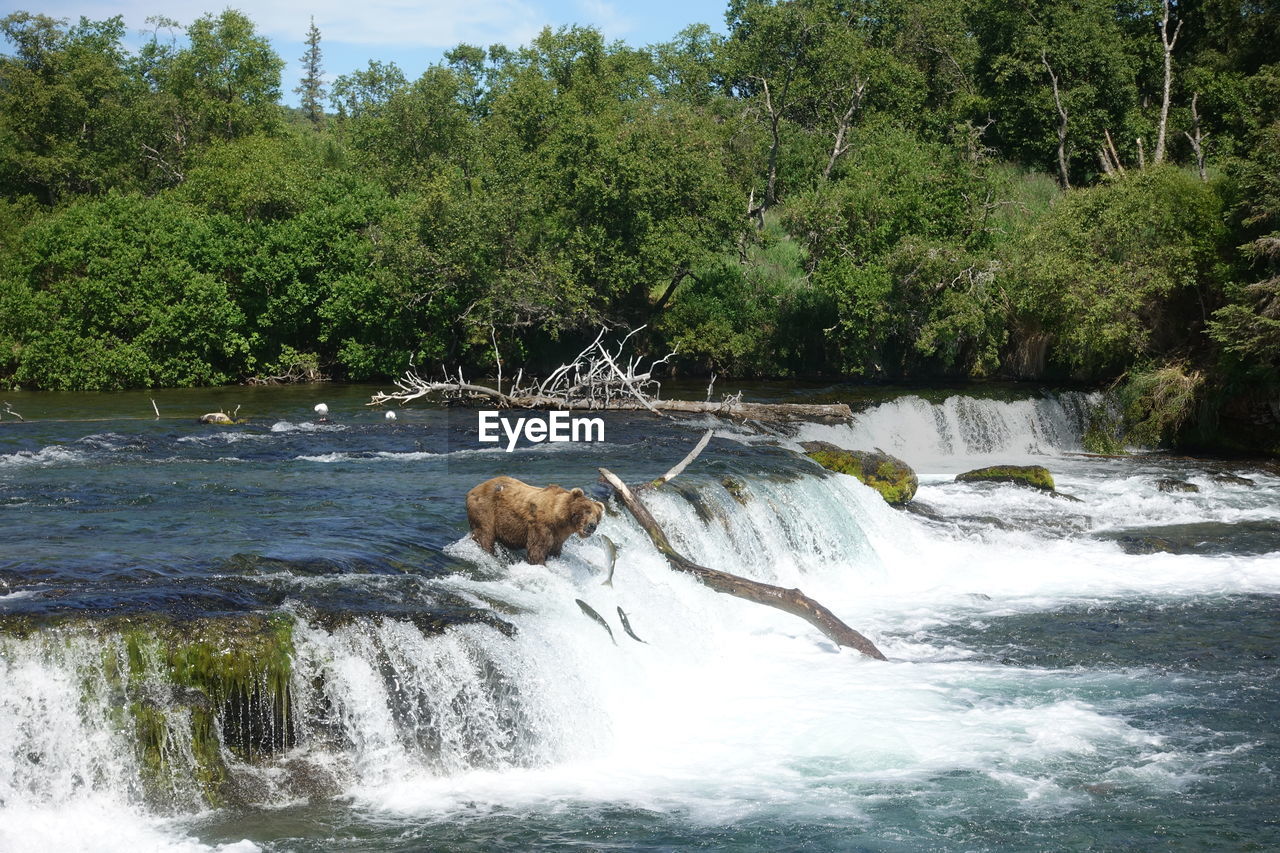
[198,412,234,425]
[1210,471,1255,487]
[1155,477,1200,493]
[800,441,918,504]
[956,465,1055,492]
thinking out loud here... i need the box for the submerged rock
[956,465,1055,492]
[800,441,918,504]
[1155,477,1200,493]
[1210,471,1256,487]
[1099,520,1280,555]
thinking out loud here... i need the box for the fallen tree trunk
[598,467,887,661]
[370,382,852,423]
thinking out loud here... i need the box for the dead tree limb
[1154,0,1183,165]
[598,467,887,661]
[656,429,715,486]
[1042,52,1071,189]
[368,327,853,423]
[823,79,867,181]
[1185,91,1207,181]
[1104,129,1126,175]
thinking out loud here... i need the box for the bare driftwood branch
[598,467,886,660]
[656,429,714,486]
[369,327,853,423]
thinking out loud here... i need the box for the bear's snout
[579,520,598,538]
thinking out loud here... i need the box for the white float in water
[385,411,396,420]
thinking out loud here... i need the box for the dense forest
[0,1,1277,451]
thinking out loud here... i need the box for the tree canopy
[1,1,1277,449]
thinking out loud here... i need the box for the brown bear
[466,476,605,565]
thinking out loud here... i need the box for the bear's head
[568,487,605,538]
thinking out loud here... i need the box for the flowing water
[1,384,1277,851]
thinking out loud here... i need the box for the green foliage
[1,192,249,390]
[1116,362,1206,448]
[794,125,1008,376]
[296,18,325,127]
[1208,121,1280,383]
[0,13,142,202]
[1011,166,1227,377]
[0,0,1275,450]
[159,10,283,144]
[971,0,1140,184]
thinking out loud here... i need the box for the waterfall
[4,436,1277,848]
[0,467,898,824]
[797,392,1098,467]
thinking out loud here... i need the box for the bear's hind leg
[472,526,497,554]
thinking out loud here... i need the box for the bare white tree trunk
[1042,53,1071,189]
[1103,129,1126,175]
[1154,0,1183,165]
[1184,91,1207,181]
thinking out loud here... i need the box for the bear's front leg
[525,525,554,565]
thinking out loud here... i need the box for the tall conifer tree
[296,16,324,126]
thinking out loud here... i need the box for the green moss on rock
[800,441,918,504]
[99,613,298,807]
[721,476,750,505]
[956,465,1056,491]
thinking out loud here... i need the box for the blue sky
[6,0,731,106]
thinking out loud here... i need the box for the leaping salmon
[575,598,616,644]
[617,606,647,644]
[599,534,618,587]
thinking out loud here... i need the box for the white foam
[0,445,86,467]
[307,466,1269,822]
[295,451,436,463]
[0,633,259,852]
[270,420,346,433]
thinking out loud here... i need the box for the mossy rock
[100,613,298,807]
[955,465,1055,492]
[800,441,918,504]
[721,476,750,505]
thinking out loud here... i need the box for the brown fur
[466,476,605,565]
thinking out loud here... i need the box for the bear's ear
[571,487,583,497]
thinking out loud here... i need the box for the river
[1,383,1277,851]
